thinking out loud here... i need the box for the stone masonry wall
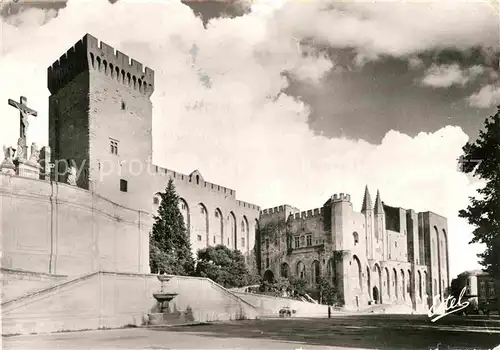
[1,173,151,276]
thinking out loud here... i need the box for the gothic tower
[361,185,373,259]
[47,34,155,212]
[374,190,386,260]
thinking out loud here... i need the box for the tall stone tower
[361,186,373,259]
[47,34,155,212]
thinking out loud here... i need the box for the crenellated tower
[361,186,374,259]
[47,33,155,212]
[325,193,352,251]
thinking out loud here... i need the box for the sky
[0,0,499,278]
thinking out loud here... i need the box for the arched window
[366,267,371,294]
[214,208,223,245]
[89,53,95,68]
[132,75,137,89]
[442,229,448,283]
[393,268,398,299]
[196,175,200,185]
[352,255,362,289]
[194,203,208,247]
[296,261,306,280]
[418,270,422,299]
[103,60,108,74]
[96,56,101,71]
[281,263,289,278]
[407,270,411,296]
[385,268,390,297]
[353,232,359,245]
[401,270,405,300]
[229,212,237,250]
[312,260,320,285]
[126,72,131,86]
[109,63,114,77]
[424,271,429,295]
[178,198,190,234]
[433,226,439,263]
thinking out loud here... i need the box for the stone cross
[8,96,38,141]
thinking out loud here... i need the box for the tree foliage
[259,277,291,297]
[459,107,500,278]
[195,245,258,288]
[316,276,344,306]
[149,179,195,276]
[289,276,308,296]
[449,273,468,299]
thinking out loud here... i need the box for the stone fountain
[148,274,180,326]
[153,274,178,313]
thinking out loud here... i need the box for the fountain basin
[153,292,178,303]
[157,274,173,283]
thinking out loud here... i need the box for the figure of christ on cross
[8,96,38,140]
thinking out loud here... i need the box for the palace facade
[258,188,449,310]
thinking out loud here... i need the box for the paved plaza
[3,315,500,350]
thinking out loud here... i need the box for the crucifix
[8,96,38,141]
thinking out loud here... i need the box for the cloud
[420,64,485,88]
[273,0,499,60]
[0,0,486,277]
[468,84,500,108]
[408,57,425,70]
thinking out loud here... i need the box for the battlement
[291,207,324,220]
[236,200,260,212]
[48,34,155,96]
[149,164,258,210]
[260,205,284,216]
[260,204,299,216]
[331,193,351,202]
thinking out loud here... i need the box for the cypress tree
[150,178,195,275]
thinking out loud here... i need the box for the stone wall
[150,170,260,261]
[2,271,259,335]
[1,173,151,276]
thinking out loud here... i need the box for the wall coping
[1,268,67,279]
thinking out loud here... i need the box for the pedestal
[0,161,16,176]
[15,158,41,179]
